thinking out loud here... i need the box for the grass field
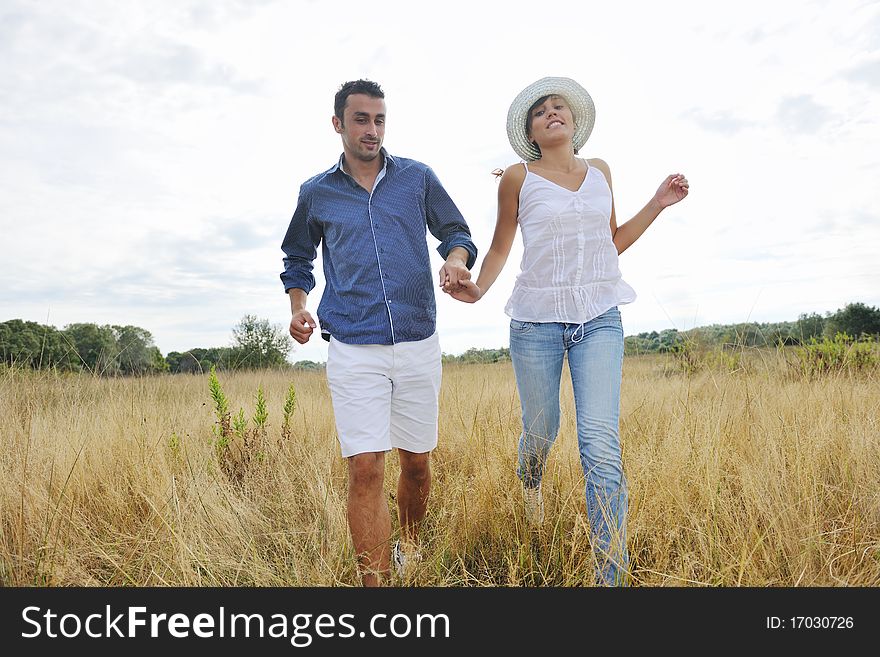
[1,350,878,586]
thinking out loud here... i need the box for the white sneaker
[392,540,422,578]
[523,485,544,526]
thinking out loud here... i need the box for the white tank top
[505,160,636,323]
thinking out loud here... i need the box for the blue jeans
[510,307,629,586]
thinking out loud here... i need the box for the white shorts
[326,333,442,458]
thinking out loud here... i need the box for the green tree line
[3,302,878,373]
[443,347,511,364]
[1,315,292,375]
[624,302,880,355]
[166,315,292,373]
[0,320,168,375]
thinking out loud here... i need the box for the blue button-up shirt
[280,150,477,345]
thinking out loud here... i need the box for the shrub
[791,333,878,377]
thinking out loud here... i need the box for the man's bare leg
[347,452,390,586]
[397,449,431,547]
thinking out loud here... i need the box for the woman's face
[528,95,575,149]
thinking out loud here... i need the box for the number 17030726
[766,616,854,629]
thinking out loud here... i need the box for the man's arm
[280,184,322,343]
[423,166,477,289]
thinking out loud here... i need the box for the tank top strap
[522,161,529,174]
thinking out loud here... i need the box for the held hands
[438,253,471,293]
[289,309,317,344]
[653,173,689,209]
[444,279,482,303]
[439,252,482,303]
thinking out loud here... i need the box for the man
[280,79,476,586]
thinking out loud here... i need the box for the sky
[1,0,878,364]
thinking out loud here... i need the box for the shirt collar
[333,148,393,176]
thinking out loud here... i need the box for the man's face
[332,94,386,162]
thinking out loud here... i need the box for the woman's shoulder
[586,157,610,173]
[586,157,612,186]
[498,162,527,188]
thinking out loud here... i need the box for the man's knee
[399,450,431,486]
[348,452,385,493]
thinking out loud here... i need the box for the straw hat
[506,77,595,161]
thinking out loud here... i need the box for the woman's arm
[446,164,524,302]
[591,158,688,255]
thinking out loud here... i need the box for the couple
[280,78,689,587]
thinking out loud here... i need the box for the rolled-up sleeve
[280,184,322,293]
[424,167,477,269]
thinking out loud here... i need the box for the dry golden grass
[1,351,878,586]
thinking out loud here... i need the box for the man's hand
[439,248,471,293]
[289,309,317,344]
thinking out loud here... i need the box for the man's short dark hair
[334,79,385,122]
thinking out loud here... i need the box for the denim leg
[509,321,564,489]
[567,308,629,585]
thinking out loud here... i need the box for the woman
[446,77,688,585]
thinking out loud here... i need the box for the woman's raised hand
[654,173,689,208]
